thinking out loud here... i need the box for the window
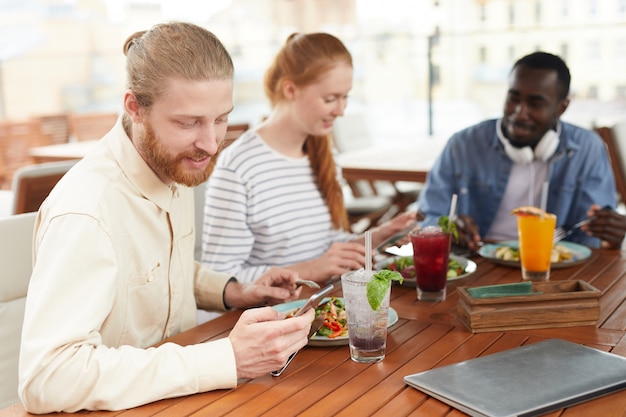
[588,40,601,63]
[561,0,569,18]
[560,43,569,61]
[616,39,626,64]
[535,1,542,23]
[479,46,487,63]
[431,65,441,85]
[1,0,625,141]
[479,3,486,21]
[508,2,515,25]
[508,46,516,62]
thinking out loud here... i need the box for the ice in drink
[341,269,390,363]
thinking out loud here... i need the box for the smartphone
[293,284,334,317]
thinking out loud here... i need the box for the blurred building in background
[0,0,625,143]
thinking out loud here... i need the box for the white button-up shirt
[19,118,237,413]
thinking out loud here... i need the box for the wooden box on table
[457,280,601,333]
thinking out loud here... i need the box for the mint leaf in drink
[366,270,403,311]
[437,215,459,243]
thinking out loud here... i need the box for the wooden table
[28,140,99,164]
[3,249,626,416]
[338,140,446,184]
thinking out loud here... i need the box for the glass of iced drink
[513,206,557,281]
[410,226,451,302]
[341,269,390,364]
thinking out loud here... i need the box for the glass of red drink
[410,226,451,302]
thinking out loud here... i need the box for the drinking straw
[365,230,372,271]
[540,182,549,218]
[448,194,458,221]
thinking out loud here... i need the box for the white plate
[272,297,399,347]
[374,254,477,287]
[478,240,592,269]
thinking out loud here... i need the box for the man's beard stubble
[140,122,212,187]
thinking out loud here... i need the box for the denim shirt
[418,119,617,248]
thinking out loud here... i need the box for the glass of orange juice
[513,206,557,281]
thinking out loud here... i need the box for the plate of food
[478,240,591,269]
[375,254,477,287]
[273,297,398,347]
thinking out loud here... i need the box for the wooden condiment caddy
[457,280,601,333]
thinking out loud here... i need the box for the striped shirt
[201,131,353,283]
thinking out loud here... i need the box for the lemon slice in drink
[511,206,556,219]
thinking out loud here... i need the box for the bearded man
[19,22,313,413]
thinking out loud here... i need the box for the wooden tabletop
[4,248,626,416]
[337,140,446,183]
[28,140,99,164]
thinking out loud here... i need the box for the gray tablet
[404,339,626,417]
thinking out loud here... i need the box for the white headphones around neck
[497,119,560,165]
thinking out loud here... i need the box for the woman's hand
[288,242,367,282]
[224,268,302,309]
[370,211,421,249]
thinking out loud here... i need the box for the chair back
[224,122,250,143]
[612,119,626,172]
[595,124,626,204]
[68,112,118,141]
[11,160,78,214]
[34,114,71,145]
[0,120,48,189]
[0,211,37,409]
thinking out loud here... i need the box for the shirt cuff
[223,276,238,310]
[187,338,238,391]
[194,263,236,311]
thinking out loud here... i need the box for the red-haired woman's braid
[305,135,349,230]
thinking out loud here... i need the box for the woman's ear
[281,80,297,100]
[123,90,144,123]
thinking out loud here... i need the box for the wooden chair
[0,211,37,409]
[344,193,394,233]
[224,122,249,143]
[332,113,419,229]
[595,125,626,204]
[333,113,423,209]
[68,112,118,141]
[11,160,78,214]
[34,114,71,145]
[0,120,48,190]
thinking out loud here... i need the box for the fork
[295,279,320,289]
[553,219,589,243]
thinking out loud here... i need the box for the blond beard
[138,121,213,187]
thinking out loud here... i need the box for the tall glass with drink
[514,206,557,281]
[341,269,390,363]
[410,226,451,302]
